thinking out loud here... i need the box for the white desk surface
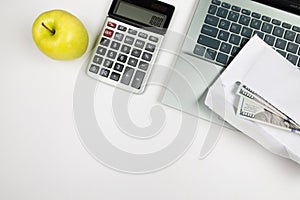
[1,0,300,199]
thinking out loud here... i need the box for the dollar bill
[237,96,300,133]
[236,83,300,128]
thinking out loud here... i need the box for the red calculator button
[104,29,114,38]
[107,22,117,28]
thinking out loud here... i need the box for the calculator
[87,0,175,94]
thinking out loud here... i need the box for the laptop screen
[253,0,300,15]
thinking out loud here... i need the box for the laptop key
[201,24,219,37]
[264,35,275,46]
[221,2,231,9]
[296,34,300,44]
[216,52,228,65]
[272,19,281,26]
[216,7,229,18]
[231,46,241,56]
[219,19,230,30]
[284,30,296,41]
[229,34,241,45]
[250,19,262,30]
[261,22,273,34]
[241,27,253,38]
[254,30,264,39]
[230,23,241,34]
[275,38,287,50]
[220,42,232,54]
[218,30,230,41]
[205,14,219,26]
[208,4,218,15]
[205,49,217,60]
[228,11,239,22]
[211,0,221,6]
[241,9,251,15]
[287,53,298,65]
[231,5,241,12]
[251,12,261,19]
[293,26,300,33]
[286,42,298,54]
[262,16,271,22]
[197,34,221,50]
[194,45,206,56]
[282,22,292,29]
[239,15,251,26]
[273,27,284,37]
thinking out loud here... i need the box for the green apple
[32,9,89,60]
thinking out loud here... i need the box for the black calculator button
[128,29,138,35]
[110,72,121,81]
[121,45,131,54]
[118,25,127,31]
[135,39,145,49]
[131,48,142,58]
[103,59,113,68]
[110,41,121,50]
[131,71,145,89]
[138,32,148,39]
[114,32,124,41]
[138,61,149,71]
[121,67,134,85]
[89,64,100,74]
[145,43,156,52]
[100,38,110,46]
[107,50,117,59]
[96,46,107,56]
[128,57,138,67]
[124,36,134,45]
[114,63,124,72]
[117,54,128,63]
[93,55,103,65]
[149,36,159,43]
[141,52,152,61]
[99,68,110,77]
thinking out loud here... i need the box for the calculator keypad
[87,18,162,93]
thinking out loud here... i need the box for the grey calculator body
[87,0,175,94]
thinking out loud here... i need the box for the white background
[1,0,300,199]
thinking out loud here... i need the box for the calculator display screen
[114,1,167,28]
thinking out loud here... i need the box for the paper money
[236,83,300,128]
[237,97,300,133]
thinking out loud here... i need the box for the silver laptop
[161,0,300,125]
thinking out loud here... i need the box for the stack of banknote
[236,83,300,134]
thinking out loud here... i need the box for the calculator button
[114,63,124,72]
[110,41,121,50]
[138,61,149,71]
[107,50,117,59]
[114,32,124,41]
[135,39,145,49]
[103,59,113,68]
[128,29,138,35]
[141,52,152,61]
[117,54,128,63]
[138,32,148,39]
[89,64,100,74]
[107,22,116,28]
[96,46,107,56]
[149,36,159,43]
[131,71,145,89]
[128,57,138,67]
[121,45,131,54]
[104,29,114,37]
[100,38,110,46]
[124,36,134,45]
[110,72,121,81]
[121,67,134,85]
[118,25,127,32]
[99,68,110,77]
[93,55,103,65]
[145,43,156,52]
[131,48,142,58]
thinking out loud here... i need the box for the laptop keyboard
[194,0,300,67]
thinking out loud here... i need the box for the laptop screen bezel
[252,0,300,15]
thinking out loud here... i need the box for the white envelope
[205,35,300,164]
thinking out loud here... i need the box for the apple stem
[41,22,55,35]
